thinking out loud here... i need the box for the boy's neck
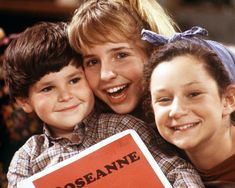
[44,122,85,142]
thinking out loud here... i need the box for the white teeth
[110,93,125,99]
[106,85,127,94]
[174,123,197,131]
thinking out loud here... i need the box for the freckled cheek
[134,71,144,82]
[130,64,144,80]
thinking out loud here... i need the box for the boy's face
[17,64,94,137]
[150,55,232,153]
[81,41,148,114]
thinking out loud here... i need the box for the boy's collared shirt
[7,111,205,188]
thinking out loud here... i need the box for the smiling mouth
[57,104,79,112]
[105,84,129,103]
[106,84,129,97]
[172,122,200,131]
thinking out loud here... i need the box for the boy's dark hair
[144,39,235,123]
[3,22,82,102]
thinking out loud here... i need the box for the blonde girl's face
[150,55,231,153]
[81,41,148,114]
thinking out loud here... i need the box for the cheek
[153,106,167,126]
[133,69,144,82]
[119,56,145,80]
[32,97,51,117]
[84,69,100,90]
[153,108,170,140]
[129,63,144,80]
[83,87,95,106]
[34,100,51,119]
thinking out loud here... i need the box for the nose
[58,88,72,102]
[100,62,117,81]
[169,98,188,118]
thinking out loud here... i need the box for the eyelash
[39,77,81,93]
[188,91,202,98]
[83,52,129,67]
[40,86,54,93]
[70,77,81,84]
[117,52,128,59]
[155,91,202,103]
[155,97,172,106]
[83,59,98,68]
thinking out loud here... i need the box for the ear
[222,85,235,116]
[15,97,33,113]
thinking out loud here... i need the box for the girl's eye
[40,86,53,93]
[83,59,99,68]
[117,52,128,59]
[155,97,172,105]
[158,97,171,102]
[70,77,81,84]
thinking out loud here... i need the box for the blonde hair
[121,0,177,35]
[68,0,178,53]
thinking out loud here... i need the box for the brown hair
[3,22,82,101]
[144,39,235,123]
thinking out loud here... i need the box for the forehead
[39,64,83,80]
[154,55,203,74]
[82,42,129,52]
[150,55,213,88]
[81,41,145,55]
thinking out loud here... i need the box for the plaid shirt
[7,111,204,188]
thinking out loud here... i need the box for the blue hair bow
[141,26,208,46]
[141,26,235,84]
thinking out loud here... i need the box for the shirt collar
[42,112,95,145]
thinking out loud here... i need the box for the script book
[17,129,172,188]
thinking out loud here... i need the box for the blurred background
[1,0,235,44]
[163,0,235,45]
[0,0,234,187]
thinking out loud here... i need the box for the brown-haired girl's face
[81,41,148,114]
[150,54,232,152]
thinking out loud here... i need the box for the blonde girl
[68,0,205,187]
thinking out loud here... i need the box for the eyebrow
[152,81,203,95]
[183,81,203,87]
[66,70,83,78]
[109,46,133,52]
[38,69,83,86]
[83,46,133,59]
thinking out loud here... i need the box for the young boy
[3,22,204,188]
[144,29,235,187]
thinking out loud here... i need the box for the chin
[112,108,132,114]
[173,142,194,150]
[110,103,136,114]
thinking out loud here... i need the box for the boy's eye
[188,92,201,98]
[83,59,98,67]
[117,52,128,59]
[40,86,53,93]
[70,77,81,84]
